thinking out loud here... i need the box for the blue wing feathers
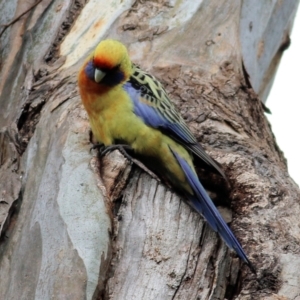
[124,81,226,179]
[125,82,199,142]
[124,82,165,128]
[170,148,251,265]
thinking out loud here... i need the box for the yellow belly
[84,87,194,194]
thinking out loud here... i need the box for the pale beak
[94,68,106,83]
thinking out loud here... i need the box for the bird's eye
[94,68,106,83]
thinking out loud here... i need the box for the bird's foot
[99,144,133,158]
[90,143,132,157]
[90,143,105,153]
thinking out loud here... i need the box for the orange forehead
[93,56,114,69]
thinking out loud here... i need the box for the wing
[124,64,226,179]
[170,148,254,271]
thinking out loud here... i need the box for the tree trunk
[0,0,299,299]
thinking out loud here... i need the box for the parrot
[78,39,253,271]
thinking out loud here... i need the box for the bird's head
[84,39,132,87]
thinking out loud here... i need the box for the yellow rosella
[78,39,253,270]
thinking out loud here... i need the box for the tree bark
[0,0,299,299]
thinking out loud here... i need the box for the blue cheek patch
[85,61,95,81]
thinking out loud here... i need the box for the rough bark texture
[0,0,299,299]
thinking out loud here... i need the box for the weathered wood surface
[0,0,299,299]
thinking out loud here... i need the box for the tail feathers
[171,148,254,271]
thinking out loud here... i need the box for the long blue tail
[171,148,254,271]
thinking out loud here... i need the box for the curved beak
[94,68,106,83]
